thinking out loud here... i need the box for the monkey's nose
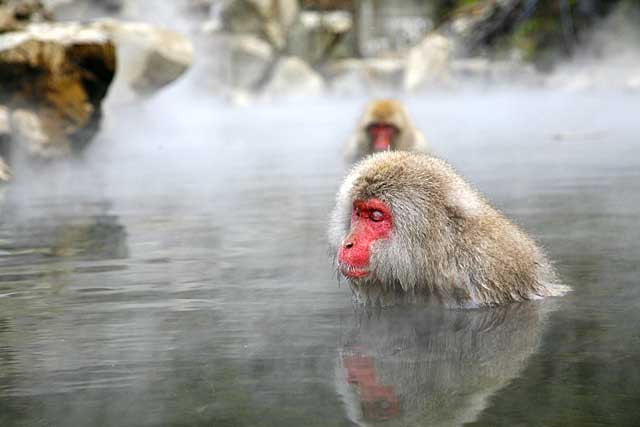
[344,241,354,249]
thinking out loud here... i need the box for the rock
[261,0,299,48]
[262,56,324,97]
[219,0,264,36]
[201,0,230,34]
[302,0,353,10]
[365,58,405,91]
[90,19,194,104]
[448,0,521,55]
[44,0,122,21]
[319,9,351,33]
[220,0,299,49]
[201,18,222,35]
[404,32,452,91]
[324,59,368,94]
[451,57,541,86]
[324,57,405,94]
[357,0,433,57]
[0,0,52,33]
[288,10,355,65]
[208,33,275,92]
[9,108,60,157]
[186,0,214,16]
[0,22,116,159]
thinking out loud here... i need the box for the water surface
[0,88,639,426]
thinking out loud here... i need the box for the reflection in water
[337,303,554,427]
[0,86,638,426]
[0,212,128,266]
[0,204,129,292]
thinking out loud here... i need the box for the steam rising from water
[7,1,640,215]
[548,5,640,91]
[5,85,639,214]
[1,4,640,427]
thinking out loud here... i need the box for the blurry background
[1,0,640,167]
[0,1,640,426]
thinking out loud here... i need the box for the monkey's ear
[445,184,482,221]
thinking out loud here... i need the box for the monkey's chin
[339,263,370,278]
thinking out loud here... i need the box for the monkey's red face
[367,124,398,152]
[339,198,393,278]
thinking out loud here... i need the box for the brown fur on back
[329,152,569,307]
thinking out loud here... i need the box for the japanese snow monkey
[329,152,569,308]
[345,99,431,162]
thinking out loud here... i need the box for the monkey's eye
[370,210,384,222]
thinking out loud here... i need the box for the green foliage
[511,16,558,62]
[434,0,637,66]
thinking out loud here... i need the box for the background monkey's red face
[367,124,398,152]
[338,198,393,278]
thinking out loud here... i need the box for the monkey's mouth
[339,263,370,278]
[367,123,397,152]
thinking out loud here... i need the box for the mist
[1,1,640,426]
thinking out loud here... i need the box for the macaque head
[337,198,393,278]
[329,150,484,300]
[361,99,410,153]
[330,152,442,292]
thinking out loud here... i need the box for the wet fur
[329,152,569,308]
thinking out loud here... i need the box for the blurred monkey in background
[345,99,431,162]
